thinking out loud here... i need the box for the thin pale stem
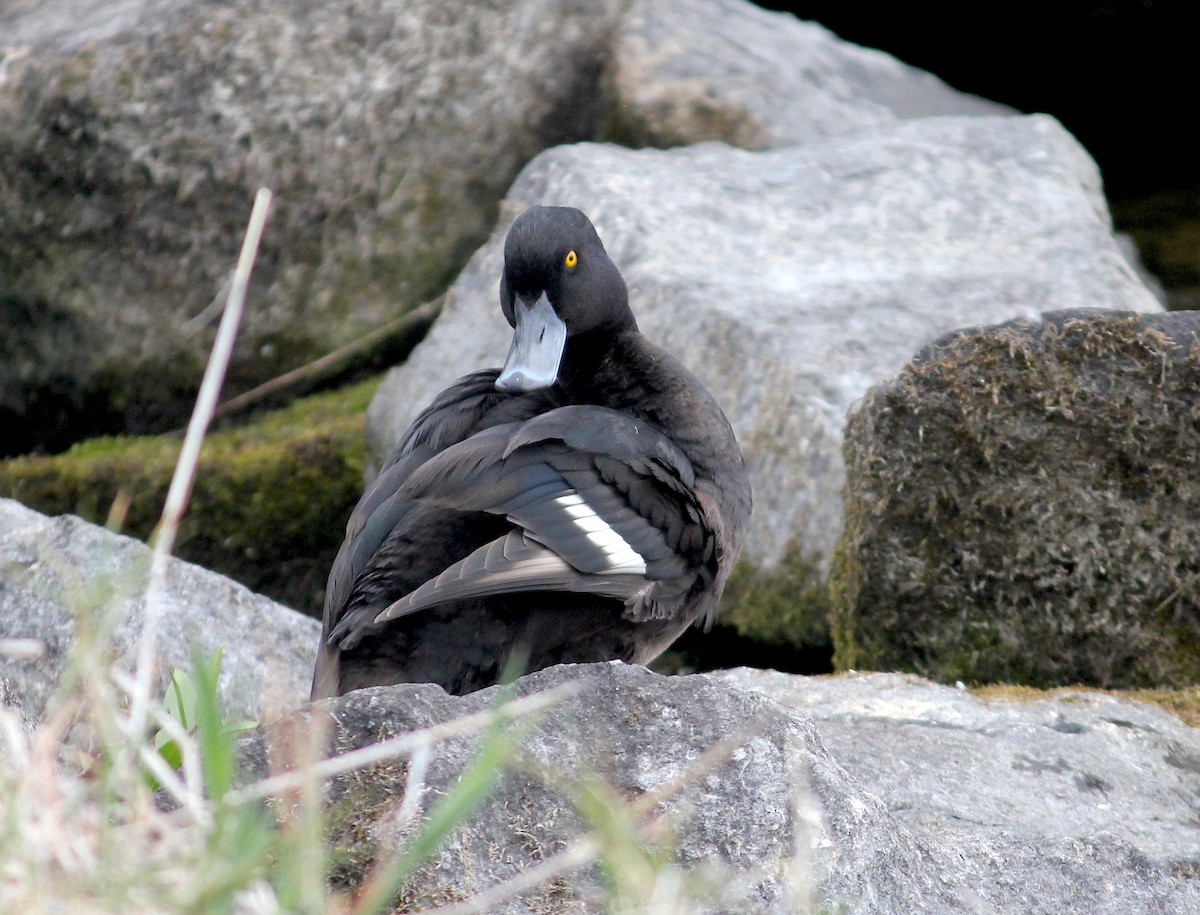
[124,188,274,756]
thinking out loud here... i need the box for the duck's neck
[557,334,594,382]
[557,328,687,425]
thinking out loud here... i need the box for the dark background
[769,0,1197,198]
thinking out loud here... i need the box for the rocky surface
[367,115,1161,580]
[835,308,1200,688]
[0,499,318,725]
[2,500,1195,911]
[608,0,1009,150]
[241,662,1200,914]
[242,662,967,913]
[5,0,1154,662]
[1,0,1194,907]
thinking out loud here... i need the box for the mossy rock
[0,379,379,617]
[832,309,1200,688]
[719,547,832,651]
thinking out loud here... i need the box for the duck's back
[572,332,752,553]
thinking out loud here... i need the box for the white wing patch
[553,492,647,573]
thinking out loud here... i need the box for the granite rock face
[723,668,1200,914]
[367,116,1162,579]
[835,308,1200,687]
[242,662,976,914]
[722,669,1200,874]
[0,0,1006,455]
[0,499,318,725]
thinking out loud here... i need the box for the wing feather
[383,405,715,619]
[372,530,646,624]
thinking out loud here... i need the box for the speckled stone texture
[720,669,1200,877]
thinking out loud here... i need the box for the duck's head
[496,206,635,393]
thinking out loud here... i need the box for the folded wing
[330,405,717,647]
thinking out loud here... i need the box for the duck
[311,205,752,699]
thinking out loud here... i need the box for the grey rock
[736,669,1200,913]
[240,661,978,914]
[721,669,1200,877]
[240,662,1200,913]
[835,308,1200,687]
[367,115,1161,578]
[608,0,1010,150]
[0,499,318,725]
[0,0,1023,455]
[0,0,620,448]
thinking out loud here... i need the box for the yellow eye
[564,250,578,269]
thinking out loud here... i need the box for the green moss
[0,378,379,617]
[718,544,832,652]
[828,527,861,672]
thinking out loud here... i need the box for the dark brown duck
[311,206,752,699]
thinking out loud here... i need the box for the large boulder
[0,0,621,452]
[241,662,976,913]
[607,0,1009,150]
[366,116,1161,602]
[834,308,1200,687]
[0,499,318,726]
[240,662,1200,913]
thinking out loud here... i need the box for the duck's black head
[496,206,635,393]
